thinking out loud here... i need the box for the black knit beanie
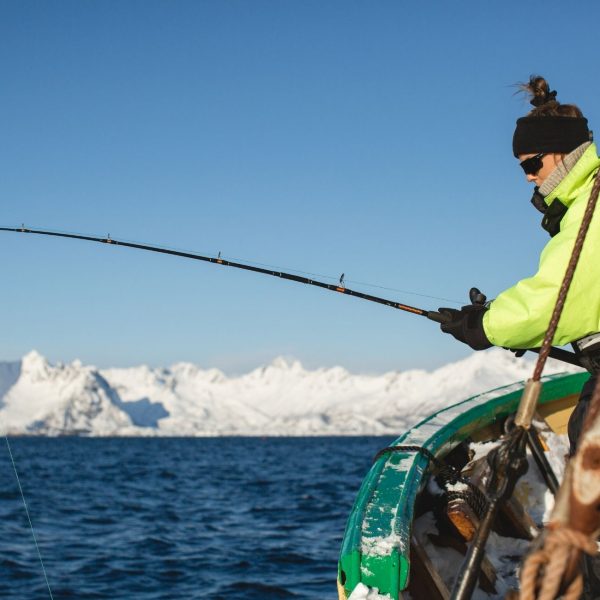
[513,116,590,157]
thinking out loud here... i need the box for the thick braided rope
[519,527,598,600]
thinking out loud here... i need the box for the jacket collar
[544,143,600,208]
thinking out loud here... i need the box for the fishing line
[223,256,464,305]
[223,254,462,305]
[5,437,54,599]
[336,278,461,305]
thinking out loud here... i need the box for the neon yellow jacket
[483,143,600,348]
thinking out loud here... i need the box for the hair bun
[531,88,557,107]
[527,75,558,107]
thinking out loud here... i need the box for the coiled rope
[519,527,597,600]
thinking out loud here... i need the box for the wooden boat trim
[337,371,588,600]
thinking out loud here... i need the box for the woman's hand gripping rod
[429,287,581,368]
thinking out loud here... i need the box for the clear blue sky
[2,1,600,373]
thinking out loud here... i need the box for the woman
[439,75,600,596]
[439,75,599,448]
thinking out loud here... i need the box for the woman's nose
[526,174,537,183]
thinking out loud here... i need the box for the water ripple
[1,437,390,599]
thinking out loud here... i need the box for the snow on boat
[337,371,588,599]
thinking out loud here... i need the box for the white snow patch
[445,481,469,493]
[470,439,503,462]
[361,533,404,557]
[348,582,392,600]
[387,456,415,472]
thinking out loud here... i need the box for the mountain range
[0,349,582,436]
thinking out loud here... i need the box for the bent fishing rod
[0,225,580,367]
[2,225,446,320]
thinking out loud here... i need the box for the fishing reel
[469,287,487,306]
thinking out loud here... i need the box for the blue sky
[2,1,600,373]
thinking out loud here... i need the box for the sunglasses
[520,153,546,175]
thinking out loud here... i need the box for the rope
[519,527,597,600]
[5,437,54,599]
[373,444,442,466]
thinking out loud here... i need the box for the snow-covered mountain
[0,349,582,436]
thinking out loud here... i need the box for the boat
[337,370,588,599]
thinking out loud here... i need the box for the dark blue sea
[0,437,391,599]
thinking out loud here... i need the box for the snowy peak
[1,353,135,435]
[267,356,303,371]
[169,362,225,384]
[246,356,305,380]
[21,349,46,365]
[0,349,583,436]
[20,349,49,378]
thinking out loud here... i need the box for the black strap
[541,198,568,237]
[373,444,442,467]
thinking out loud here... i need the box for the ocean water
[0,437,391,599]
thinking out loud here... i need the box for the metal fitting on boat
[514,379,542,429]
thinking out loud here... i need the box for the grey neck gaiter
[539,142,591,197]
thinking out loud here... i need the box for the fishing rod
[0,225,582,368]
[1,225,449,322]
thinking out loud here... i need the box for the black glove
[438,304,492,350]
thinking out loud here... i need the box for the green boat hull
[337,371,588,599]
